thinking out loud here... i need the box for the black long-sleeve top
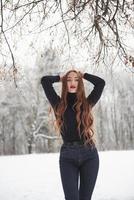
[41,73,105,143]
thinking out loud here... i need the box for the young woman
[41,69,105,200]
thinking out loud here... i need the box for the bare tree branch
[0,0,134,74]
[0,0,17,86]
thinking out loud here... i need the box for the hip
[59,141,99,161]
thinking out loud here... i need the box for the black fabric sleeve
[41,75,61,108]
[83,73,105,107]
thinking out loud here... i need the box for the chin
[69,90,77,93]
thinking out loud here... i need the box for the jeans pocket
[83,145,98,159]
[83,144,95,151]
[60,145,76,159]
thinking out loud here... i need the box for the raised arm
[83,73,105,107]
[41,75,61,108]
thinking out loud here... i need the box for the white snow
[0,150,134,200]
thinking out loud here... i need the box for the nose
[71,80,76,84]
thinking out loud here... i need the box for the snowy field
[0,150,134,200]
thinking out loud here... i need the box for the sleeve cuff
[55,75,60,82]
[83,73,87,79]
[51,75,60,82]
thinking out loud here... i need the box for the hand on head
[60,75,64,82]
[59,70,84,82]
[78,71,84,78]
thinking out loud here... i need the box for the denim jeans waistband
[63,141,84,146]
[62,141,96,149]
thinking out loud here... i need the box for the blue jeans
[59,143,99,200]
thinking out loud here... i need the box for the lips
[70,86,76,89]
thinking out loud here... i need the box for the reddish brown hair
[49,69,96,146]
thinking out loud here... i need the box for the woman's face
[67,71,79,93]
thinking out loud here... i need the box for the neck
[67,92,76,94]
[67,92,77,105]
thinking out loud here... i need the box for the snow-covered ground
[0,150,134,200]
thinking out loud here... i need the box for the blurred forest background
[0,0,134,155]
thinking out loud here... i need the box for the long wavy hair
[49,69,96,146]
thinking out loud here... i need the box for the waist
[63,140,85,146]
[63,140,96,148]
